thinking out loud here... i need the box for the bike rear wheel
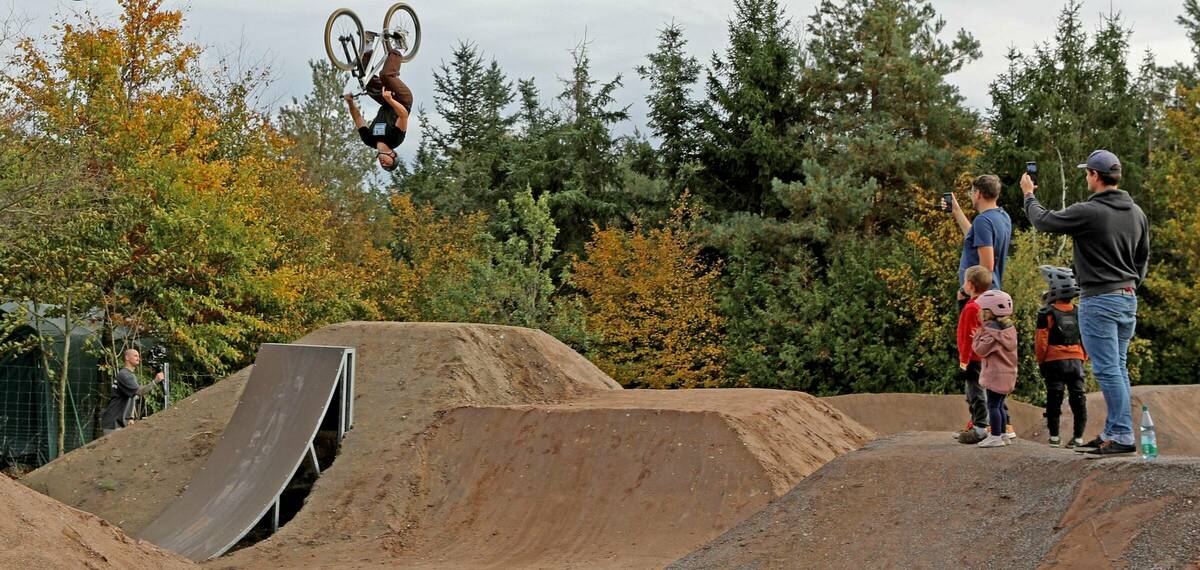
[324,8,365,72]
[382,3,421,63]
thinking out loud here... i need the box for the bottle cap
[1142,404,1149,411]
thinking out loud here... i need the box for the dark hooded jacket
[1024,189,1149,298]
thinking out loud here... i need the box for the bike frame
[338,34,387,93]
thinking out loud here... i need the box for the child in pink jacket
[972,290,1019,448]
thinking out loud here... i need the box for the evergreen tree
[795,0,980,235]
[700,0,808,216]
[982,2,1146,216]
[637,22,702,186]
[423,42,517,211]
[430,41,489,155]
[544,43,630,262]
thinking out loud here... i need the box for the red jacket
[957,299,982,367]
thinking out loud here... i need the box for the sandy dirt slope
[0,474,194,569]
[23,323,618,535]
[395,389,873,569]
[824,393,1049,439]
[21,367,250,531]
[671,432,1200,570]
[1056,385,1200,456]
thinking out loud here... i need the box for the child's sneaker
[1003,425,1017,442]
[958,428,988,445]
[1048,436,1061,447]
[1065,437,1085,449]
[977,434,1007,448]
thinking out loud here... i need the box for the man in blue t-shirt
[947,174,1013,444]
[950,174,1012,300]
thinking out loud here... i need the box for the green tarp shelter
[0,302,105,468]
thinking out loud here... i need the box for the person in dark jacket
[1022,150,1150,456]
[101,348,163,435]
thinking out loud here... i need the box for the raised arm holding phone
[101,348,164,435]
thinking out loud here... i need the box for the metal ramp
[136,343,355,561]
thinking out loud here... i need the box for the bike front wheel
[382,3,421,63]
[324,8,365,72]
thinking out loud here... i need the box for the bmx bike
[324,3,421,96]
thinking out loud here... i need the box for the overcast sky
[5,1,1197,159]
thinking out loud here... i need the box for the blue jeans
[1078,293,1138,446]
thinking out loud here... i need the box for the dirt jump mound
[397,389,873,569]
[22,322,873,569]
[825,393,1049,439]
[672,432,1200,569]
[0,474,192,569]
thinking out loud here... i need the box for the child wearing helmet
[1036,266,1088,448]
[972,289,1019,448]
[955,266,993,444]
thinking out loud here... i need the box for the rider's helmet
[976,289,1014,317]
[1038,265,1080,304]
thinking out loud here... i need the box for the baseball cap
[1077,150,1122,175]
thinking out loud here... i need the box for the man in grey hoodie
[1021,150,1150,456]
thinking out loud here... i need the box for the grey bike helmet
[1039,265,1080,303]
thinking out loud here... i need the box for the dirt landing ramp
[1056,385,1200,457]
[0,474,193,569]
[671,432,1200,570]
[395,389,874,569]
[824,393,1049,439]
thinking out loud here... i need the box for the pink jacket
[972,322,1018,394]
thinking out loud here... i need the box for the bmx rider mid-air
[344,34,412,172]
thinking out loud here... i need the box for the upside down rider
[344,32,412,171]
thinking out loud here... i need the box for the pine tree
[430,41,488,156]
[796,0,981,235]
[700,0,808,216]
[982,2,1146,214]
[544,42,630,263]
[637,22,702,186]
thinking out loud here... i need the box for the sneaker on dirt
[1066,437,1084,448]
[958,429,988,445]
[1074,436,1105,452]
[977,435,1006,448]
[1087,441,1136,456]
[1049,436,1061,447]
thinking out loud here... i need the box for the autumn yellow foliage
[571,202,725,389]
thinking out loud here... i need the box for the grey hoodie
[1024,189,1149,297]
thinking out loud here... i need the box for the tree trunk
[57,294,73,458]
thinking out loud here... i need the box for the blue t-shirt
[958,207,1012,289]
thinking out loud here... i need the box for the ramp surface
[135,343,351,561]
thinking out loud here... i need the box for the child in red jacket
[1036,266,1088,448]
[956,266,993,444]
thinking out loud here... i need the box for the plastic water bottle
[1140,405,1158,461]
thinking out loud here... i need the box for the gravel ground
[671,432,1200,570]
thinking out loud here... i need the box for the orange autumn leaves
[572,203,725,389]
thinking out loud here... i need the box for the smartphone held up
[1026,161,1038,184]
[940,192,954,213]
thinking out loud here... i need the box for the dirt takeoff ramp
[394,389,874,569]
[672,432,1200,569]
[135,343,355,561]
